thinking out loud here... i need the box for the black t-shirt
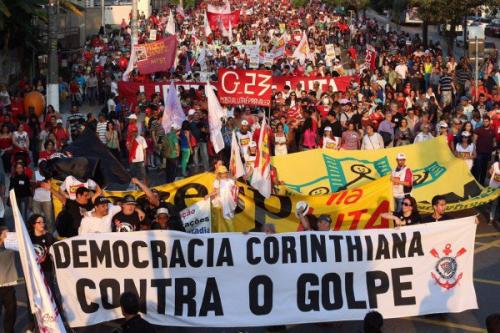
[320,119,343,138]
[30,232,55,273]
[10,174,32,198]
[112,211,142,232]
[421,213,452,223]
[57,199,94,237]
[393,211,421,226]
[392,113,404,128]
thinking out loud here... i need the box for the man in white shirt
[96,113,108,144]
[414,123,434,143]
[236,120,253,158]
[59,175,100,200]
[107,94,117,113]
[395,60,408,80]
[128,127,148,184]
[79,196,121,234]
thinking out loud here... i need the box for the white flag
[250,117,272,198]
[166,10,176,35]
[228,21,233,42]
[10,190,67,333]
[197,47,207,71]
[162,81,186,133]
[292,31,314,65]
[122,44,137,82]
[229,130,245,179]
[204,12,213,37]
[205,82,225,153]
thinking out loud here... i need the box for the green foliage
[292,0,309,8]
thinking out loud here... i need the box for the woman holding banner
[381,196,421,227]
[455,131,476,170]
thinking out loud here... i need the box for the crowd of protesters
[0,0,500,331]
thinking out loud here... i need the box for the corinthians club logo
[430,244,466,290]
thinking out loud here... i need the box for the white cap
[171,123,181,130]
[396,153,406,160]
[241,120,249,126]
[128,114,137,120]
[248,141,257,148]
[56,119,63,124]
[156,207,170,216]
[324,126,332,132]
[188,109,196,116]
[439,121,448,128]
[461,131,471,137]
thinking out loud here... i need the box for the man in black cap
[112,195,146,232]
[118,292,156,333]
[46,185,100,237]
[79,196,121,234]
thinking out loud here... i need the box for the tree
[411,0,497,55]
[0,0,82,82]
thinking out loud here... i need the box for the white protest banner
[51,218,477,328]
[11,191,67,333]
[325,44,336,58]
[149,29,157,41]
[180,199,211,234]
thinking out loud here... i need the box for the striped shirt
[96,121,108,144]
[439,75,453,92]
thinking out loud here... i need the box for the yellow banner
[272,137,499,213]
[52,174,393,233]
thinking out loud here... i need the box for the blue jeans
[394,197,404,213]
[16,197,30,221]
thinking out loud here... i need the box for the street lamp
[47,0,60,113]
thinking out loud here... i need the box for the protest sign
[118,75,356,109]
[181,199,211,234]
[272,75,354,92]
[217,69,273,107]
[135,36,178,75]
[206,10,240,30]
[53,173,394,233]
[272,137,499,213]
[51,218,477,328]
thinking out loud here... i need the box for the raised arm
[131,177,160,207]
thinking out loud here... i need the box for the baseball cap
[171,123,181,130]
[95,196,110,205]
[188,109,196,116]
[324,126,332,132]
[56,119,63,124]
[396,153,406,160]
[439,121,448,128]
[318,214,332,224]
[461,131,471,137]
[122,195,137,205]
[128,114,137,120]
[460,96,469,101]
[156,207,170,216]
[241,120,249,126]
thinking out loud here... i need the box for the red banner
[272,75,355,93]
[135,36,178,75]
[206,10,240,30]
[217,69,273,107]
[118,75,356,109]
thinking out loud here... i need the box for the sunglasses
[402,202,412,207]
